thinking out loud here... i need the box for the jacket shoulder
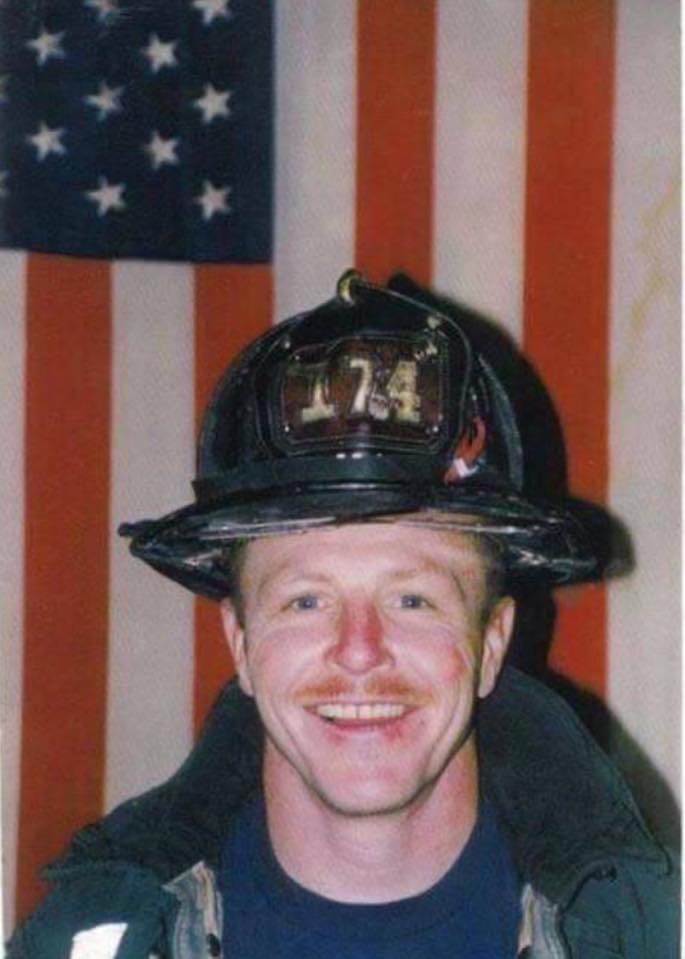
[561,855,680,958]
[7,682,259,958]
[7,862,177,959]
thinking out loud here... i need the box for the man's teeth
[314,703,407,721]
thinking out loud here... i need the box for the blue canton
[0,0,272,261]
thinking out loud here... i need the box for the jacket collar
[478,668,666,902]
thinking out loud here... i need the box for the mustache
[295,677,426,703]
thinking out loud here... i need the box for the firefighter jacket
[7,668,679,958]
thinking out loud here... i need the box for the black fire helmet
[119,270,600,599]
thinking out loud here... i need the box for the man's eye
[399,594,430,610]
[290,594,320,611]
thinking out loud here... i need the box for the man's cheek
[440,642,480,686]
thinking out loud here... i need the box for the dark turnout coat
[8,669,679,958]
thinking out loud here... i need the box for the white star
[85,176,126,216]
[192,0,231,26]
[84,81,123,120]
[194,180,231,221]
[142,34,178,73]
[193,84,231,124]
[84,0,119,23]
[26,27,66,67]
[144,130,179,170]
[27,122,66,161]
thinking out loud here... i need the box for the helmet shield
[276,333,447,453]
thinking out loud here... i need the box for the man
[9,272,677,957]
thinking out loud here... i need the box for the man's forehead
[240,518,491,574]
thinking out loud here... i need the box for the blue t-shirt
[219,795,520,958]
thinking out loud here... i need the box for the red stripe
[193,264,273,732]
[17,255,111,919]
[355,0,436,285]
[523,0,616,696]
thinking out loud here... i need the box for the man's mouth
[311,702,410,723]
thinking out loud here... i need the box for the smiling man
[9,273,677,958]
[222,523,515,913]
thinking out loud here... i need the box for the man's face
[222,524,514,818]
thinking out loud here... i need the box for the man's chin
[263,734,443,818]
[306,775,430,819]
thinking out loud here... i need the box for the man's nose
[326,600,392,674]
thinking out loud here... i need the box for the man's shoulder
[7,681,260,959]
[481,668,679,956]
[6,861,176,959]
[480,668,671,884]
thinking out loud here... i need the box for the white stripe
[70,923,127,959]
[0,252,26,929]
[273,0,356,319]
[433,0,528,340]
[607,0,680,833]
[106,263,195,811]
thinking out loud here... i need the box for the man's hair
[215,539,249,624]
[216,530,508,629]
[471,534,508,626]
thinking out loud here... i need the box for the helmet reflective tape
[274,333,451,453]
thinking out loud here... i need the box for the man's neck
[262,740,480,904]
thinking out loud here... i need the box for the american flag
[1,0,680,932]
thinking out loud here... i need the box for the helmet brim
[119,484,602,600]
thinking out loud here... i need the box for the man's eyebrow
[249,563,331,602]
[386,564,470,605]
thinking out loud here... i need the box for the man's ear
[478,596,515,699]
[220,599,253,696]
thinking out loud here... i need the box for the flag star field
[0,0,272,261]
